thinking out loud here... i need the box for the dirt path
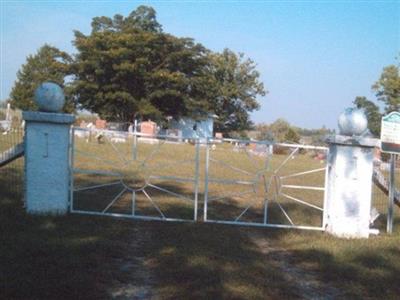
[248,231,343,300]
[108,227,154,300]
[106,225,343,299]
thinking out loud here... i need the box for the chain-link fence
[0,126,25,201]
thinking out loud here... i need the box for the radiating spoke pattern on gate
[71,127,328,230]
[71,128,199,221]
[204,140,328,230]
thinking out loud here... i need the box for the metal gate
[70,128,200,222]
[70,128,328,230]
[203,139,328,230]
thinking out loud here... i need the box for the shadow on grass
[288,244,400,299]
[3,165,400,299]
[1,165,303,299]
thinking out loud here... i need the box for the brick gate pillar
[23,83,75,215]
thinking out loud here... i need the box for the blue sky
[1,1,399,129]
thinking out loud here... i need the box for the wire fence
[0,126,25,201]
[371,156,400,232]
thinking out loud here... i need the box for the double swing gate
[70,127,328,231]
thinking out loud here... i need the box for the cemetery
[1,3,399,299]
[1,81,399,299]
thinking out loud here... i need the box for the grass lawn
[1,134,400,299]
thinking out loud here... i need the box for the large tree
[372,64,400,113]
[256,118,291,142]
[72,6,211,123]
[10,44,73,111]
[72,6,265,131]
[353,96,381,136]
[207,49,266,132]
[352,63,400,137]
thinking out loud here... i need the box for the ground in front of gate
[1,136,400,299]
[1,173,400,299]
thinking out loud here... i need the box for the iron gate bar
[69,127,75,213]
[210,157,254,176]
[71,209,196,223]
[208,178,256,185]
[194,141,200,221]
[102,187,127,213]
[273,197,295,225]
[74,149,119,168]
[276,143,328,151]
[280,192,323,211]
[146,159,195,171]
[280,167,326,179]
[147,183,194,202]
[208,189,256,202]
[234,194,264,222]
[217,138,273,145]
[73,168,122,177]
[132,191,136,215]
[105,135,129,164]
[142,141,166,165]
[74,180,122,192]
[244,147,265,170]
[204,219,324,231]
[149,175,195,183]
[274,147,299,174]
[203,138,210,221]
[281,185,325,191]
[263,174,269,224]
[142,189,166,219]
[322,158,330,228]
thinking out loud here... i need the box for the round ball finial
[34,82,65,112]
[338,108,368,136]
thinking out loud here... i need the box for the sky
[1,0,399,129]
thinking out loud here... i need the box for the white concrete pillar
[324,135,379,238]
[23,82,75,215]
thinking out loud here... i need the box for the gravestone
[140,120,157,136]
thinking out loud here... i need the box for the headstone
[95,119,107,129]
[215,132,223,139]
[140,120,157,137]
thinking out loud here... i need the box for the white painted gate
[70,128,328,231]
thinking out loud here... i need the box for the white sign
[381,111,400,154]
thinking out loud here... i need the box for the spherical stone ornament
[34,82,65,112]
[338,108,368,136]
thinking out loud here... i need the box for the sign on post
[381,111,400,154]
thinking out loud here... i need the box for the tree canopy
[206,49,266,132]
[10,5,266,132]
[353,63,399,137]
[10,44,73,111]
[372,65,400,113]
[353,96,381,136]
[72,22,210,121]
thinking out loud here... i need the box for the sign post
[380,111,400,234]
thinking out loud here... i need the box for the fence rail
[0,126,25,200]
